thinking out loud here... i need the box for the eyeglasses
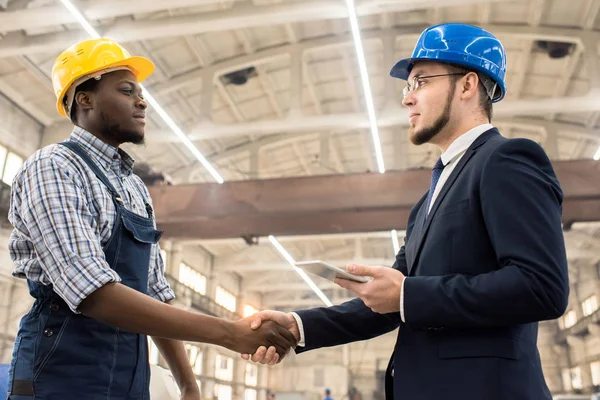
[402,73,466,98]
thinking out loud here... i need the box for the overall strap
[58,141,124,207]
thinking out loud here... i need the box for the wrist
[287,313,300,341]
[220,319,238,350]
[181,382,201,395]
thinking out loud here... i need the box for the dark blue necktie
[425,158,445,215]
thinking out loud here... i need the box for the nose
[402,91,415,107]
[137,96,148,110]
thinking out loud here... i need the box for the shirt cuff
[150,286,176,303]
[400,278,406,323]
[291,312,306,347]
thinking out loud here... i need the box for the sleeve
[11,157,121,313]
[402,139,569,328]
[291,312,306,347]
[294,296,401,353]
[147,242,176,302]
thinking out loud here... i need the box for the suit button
[44,328,53,337]
[50,304,59,312]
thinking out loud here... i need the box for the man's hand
[241,311,299,365]
[334,264,405,314]
[228,316,297,361]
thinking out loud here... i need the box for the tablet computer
[294,260,370,283]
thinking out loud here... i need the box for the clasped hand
[240,264,404,365]
[231,316,298,363]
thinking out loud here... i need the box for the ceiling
[0,0,599,310]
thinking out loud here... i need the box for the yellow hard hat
[51,38,154,118]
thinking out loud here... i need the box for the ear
[74,91,94,111]
[459,72,479,101]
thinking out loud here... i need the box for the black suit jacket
[295,129,569,400]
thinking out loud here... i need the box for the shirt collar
[440,123,493,166]
[69,126,135,176]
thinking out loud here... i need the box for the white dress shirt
[293,124,494,346]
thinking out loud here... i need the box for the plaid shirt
[9,126,175,313]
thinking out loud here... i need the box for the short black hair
[444,64,494,121]
[67,77,101,123]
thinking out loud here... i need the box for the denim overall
[6,141,162,400]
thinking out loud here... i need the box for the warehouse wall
[0,93,42,157]
[0,99,41,364]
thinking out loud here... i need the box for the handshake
[229,310,298,365]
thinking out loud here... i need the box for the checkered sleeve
[134,176,175,303]
[11,156,121,313]
[147,242,176,302]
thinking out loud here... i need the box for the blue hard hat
[390,23,507,102]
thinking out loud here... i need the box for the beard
[409,82,456,146]
[100,112,145,146]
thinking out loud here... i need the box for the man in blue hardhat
[246,23,568,400]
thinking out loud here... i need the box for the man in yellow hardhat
[5,38,296,400]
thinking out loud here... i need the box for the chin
[122,129,146,145]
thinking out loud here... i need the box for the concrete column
[202,347,218,399]
[288,47,302,117]
[257,365,268,400]
[581,361,594,390]
[206,259,219,302]
[233,358,247,400]
[40,120,72,148]
[169,242,184,278]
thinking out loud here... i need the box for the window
[562,369,572,391]
[243,305,258,318]
[245,363,258,387]
[185,344,203,376]
[2,150,23,186]
[214,384,232,400]
[583,295,598,317]
[561,310,577,329]
[571,367,583,389]
[216,286,237,313]
[179,263,206,295]
[244,389,257,400]
[591,361,600,386]
[148,338,160,365]
[215,355,233,381]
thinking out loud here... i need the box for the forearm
[152,335,199,395]
[404,263,567,329]
[295,298,400,353]
[80,282,234,347]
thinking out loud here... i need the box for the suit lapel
[406,196,427,272]
[406,128,499,275]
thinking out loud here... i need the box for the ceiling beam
[149,160,600,239]
[0,0,224,33]
[187,231,403,246]
[265,297,355,308]
[215,258,393,272]
[143,23,592,98]
[156,118,600,176]
[0,80,54,126]
[145,97,600,143]
[244,282,339,293]
[0,0,527,58]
